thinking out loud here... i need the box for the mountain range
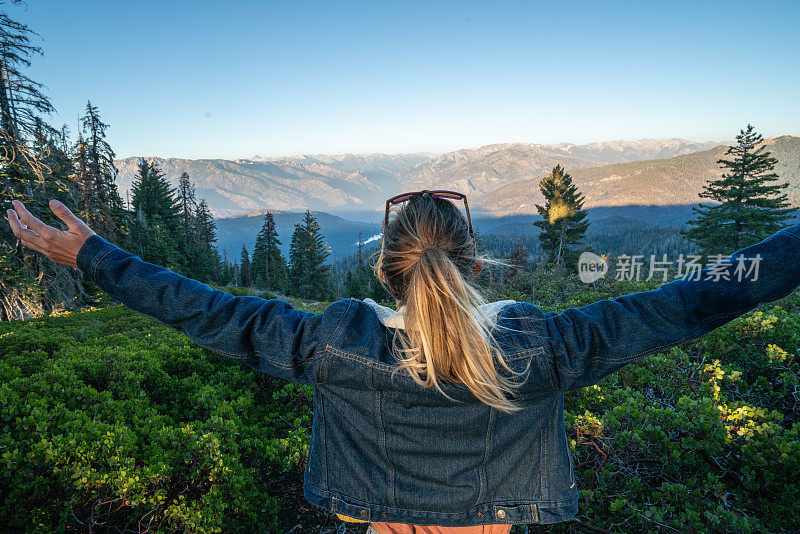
[116,135,799,262]
[114,154,430,219]
[114,138,723,218]
[401,138,722,195]
[473,136,800,215]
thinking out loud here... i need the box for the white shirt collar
[362,297,516,330]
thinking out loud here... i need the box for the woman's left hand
[6,199,96,269]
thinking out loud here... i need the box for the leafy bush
[0,305,312,533]
[549,293,800,533]
[1,283,799,533]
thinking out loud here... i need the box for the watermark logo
[578,251,608,283]
[576,252,762,284]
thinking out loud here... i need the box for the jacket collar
[362,298,516,330]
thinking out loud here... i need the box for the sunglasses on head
[383,189,474,238]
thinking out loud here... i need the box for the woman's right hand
[6,199,96,269]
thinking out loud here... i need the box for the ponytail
[376,195,529,413]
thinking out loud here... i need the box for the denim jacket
[76,222,800,527]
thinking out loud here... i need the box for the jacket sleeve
[528,222,800,391]
[76,235,350,385]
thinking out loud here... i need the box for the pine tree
[131,159,181,222]
[31,117,71,178]
[368,266,393,303]
[0,7,88,319]
[251,212,288,292]
[534,165,590,267]
[175,171,198,273]
[73,132,90,202]
[177,172,196,235]
[505,239,529,279]
[0,8,54,180]
[682,124,797,256]
[194,199,222,282]
[345,267,369,299]
[130,159,182,267]
[231,261,240,287]
[343,231,373,298]
[240,244,252,287]
[195,199,217,250]
[221,248,233,285]
[289,210,331,299]
[74,102,125,242]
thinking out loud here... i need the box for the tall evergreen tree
[251,212,288,291]
[682,124,796,256]
[344,231,372,299]
[505,239,530,280]
[368,264,393,303]
[131,159,181,222]
[193,199,222,283]
[344,267,368,299]
[57,123,71,155]
[73,132,90,201]
[534,165,589,267]
[130,159,182,268]
[289,210,331,299]
[177,171,196,235]
[31,117,70,178]
[0,6,88,319]
[175,171,198,273]
[0,7,54,180]
[231,261,240,288]
[195,199,217,251]
[75,101,125,242]
[220,248,233,285]
[239,244,252,287]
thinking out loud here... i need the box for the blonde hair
[375,194,529,413]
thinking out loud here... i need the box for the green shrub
[1,283,799,532]
[0,306,309,533]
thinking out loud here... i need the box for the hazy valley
[114,138,728,219]
[119,136,800,262]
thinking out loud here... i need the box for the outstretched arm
[6,199,349,385]
[525,222,800,391]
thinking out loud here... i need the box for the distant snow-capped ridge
[114,137,728,218]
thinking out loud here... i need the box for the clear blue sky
[9,0,800,159]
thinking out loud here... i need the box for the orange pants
[368,522,512,534]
